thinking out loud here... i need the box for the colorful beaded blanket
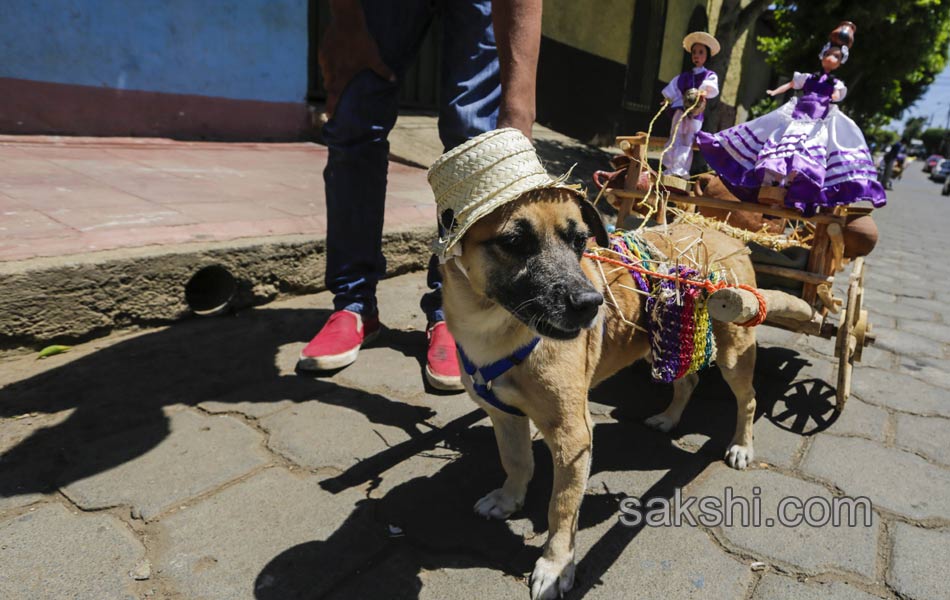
[602,231,719,383]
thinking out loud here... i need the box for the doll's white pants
[662,109,703,178]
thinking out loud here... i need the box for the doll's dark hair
[819,42,850,64]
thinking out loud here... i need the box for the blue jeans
[322,0,501,323]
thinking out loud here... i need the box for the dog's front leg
[475,411,534,519]
[530,406,592,600]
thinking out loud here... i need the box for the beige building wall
[707,0,759,117]
[659,0,709,82]
[537,0,772,135]
[720,32,751,110]
[541,0,635,65]
[706,0,724,34]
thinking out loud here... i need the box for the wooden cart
[600,133,876,409]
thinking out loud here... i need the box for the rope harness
[584,229,767,328]
[584,252,767,327]
[585,231,767,383]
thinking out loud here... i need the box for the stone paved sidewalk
[1,168,948,599]
[0,135,433,263]
[0,117,612,263]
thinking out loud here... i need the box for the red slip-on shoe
[297,310,380,371]
[425,321,464,391]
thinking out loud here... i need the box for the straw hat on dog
[683,31,720,56]
[428,128,583,259]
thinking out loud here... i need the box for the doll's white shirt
[661,67,719,107]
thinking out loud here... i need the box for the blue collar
[456,337,540,416]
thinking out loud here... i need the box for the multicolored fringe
[605,232,718,383]
[609,231,656,293]
[645,266,718,383]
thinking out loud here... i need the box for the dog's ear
[577,197,609,247]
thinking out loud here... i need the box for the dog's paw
[474,488,522,520]
[530,557,575,600]
[725,444,754,470]
[644,412,678,433]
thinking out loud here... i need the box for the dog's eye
[493,232,533,255]
[572,231,590,253]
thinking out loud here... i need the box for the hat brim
[683,32,720,56]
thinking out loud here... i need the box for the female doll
[696,22,886,215]
[660,31,720,179]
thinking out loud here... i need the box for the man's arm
[492,0,542,139]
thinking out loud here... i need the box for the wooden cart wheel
[835,258,866,410]
[851,258,872,363]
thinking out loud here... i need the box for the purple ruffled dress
[696,72,886,215]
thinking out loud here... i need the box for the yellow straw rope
[637,94,704,230]
[637,99,669,227]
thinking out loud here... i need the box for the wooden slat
[827,222,845,272]
[753,263,833,285]
[618,139,647,225]
[616,134,697,151]
[617,134,649,145]
[764,314,831,338]
[609,189,847,225]
[803,222,829,305]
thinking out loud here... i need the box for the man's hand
[320,0,395,117]
[497,106,536,140]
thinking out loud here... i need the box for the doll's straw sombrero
[683,31,720,56]
[427,128,583,259]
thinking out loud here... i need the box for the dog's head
[451,188,609,340]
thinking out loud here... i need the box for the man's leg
[420,0,501,324]
[417,0,501,390]
[325,0,435,317]
[300,0,435,371]
[322,70,397,320]
[437,0,502,153]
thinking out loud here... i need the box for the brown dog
[441,188,758,599]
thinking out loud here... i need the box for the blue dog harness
[456,337,541,416]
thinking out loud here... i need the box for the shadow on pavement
[0,308,438,499]
[535,139,615,196]
[256,344,836,599]
[755,346,840,435]
[256,420,716,599]
[1,305,837,597]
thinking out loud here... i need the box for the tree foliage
[921,127,950,153]
[707,0,773,128]
[710,0,772,90]
[903,116,928,142]
[757,1,950,129]
[864,125,899,150]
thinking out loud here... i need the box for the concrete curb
[0,227,434,354]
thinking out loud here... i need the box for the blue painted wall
[0,0,308,103]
